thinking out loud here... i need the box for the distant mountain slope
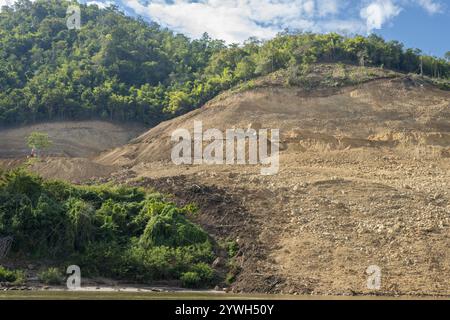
[0,0,225,125]
[94,64,450,296]
[97,64,450,166]
[0,121,146,158]
[2,64,448,296]
[0,1,448,127]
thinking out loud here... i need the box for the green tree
[26,132,53,157]
[234,58,256,81]
[166,91,192,114]
[0,1,448,127]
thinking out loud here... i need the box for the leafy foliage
[0,0,226,125]
[0,266,26,285]
[37,267,63,285]
[26,131,53,155]
[0,169,215,287]
[0,1,448,127]
[180,262,215,288]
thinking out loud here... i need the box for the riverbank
[0,287,448,300]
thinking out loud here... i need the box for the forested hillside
[0,0,449,126]
[0,169,218,287]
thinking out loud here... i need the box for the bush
[190,263,215,283]
[180,272,202,288]
[128,241,215,282]
[179,263,215,288]
[0,169,218,285]
[225,240,239,258]
[139,206,209,248]
[38,268,63,285]
[0,266,25,285]
[65,198,96,250]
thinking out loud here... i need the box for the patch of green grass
[38,268,63,285]
[223,240,239,258]
[180,272,202,288]
[234,80,257,93]
[0,266,26,285]
[180,263,215,288]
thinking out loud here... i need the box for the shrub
[190,263,215,283]
[139,206,209,248]
[1,169,43,203]
[38,267,63,285]
[225,262,241,285]
[14,271,26,285]
[179,263,215,288]
[180,272,202,288]
[0,169,218,285]
[0,266,25,285]
[225,240,239,258]
[0,266,17,282]
[78,241,143,280]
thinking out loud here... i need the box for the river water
[0,290,447,300]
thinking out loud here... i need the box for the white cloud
[415,0,442,14]
[360,0,402,32]
[0,0,112,11]
[86,1,114,9]
[0,0,13,5]
[321,19,367,35]
[122,0,356,43]
[317,0,340,17]
[123,0,274,43]
[0,0,445,42]
[0,0,17,10]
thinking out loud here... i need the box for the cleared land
[1,65,449,296]
[0,121,146,158]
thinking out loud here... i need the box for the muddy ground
[97,147,449,297]
[1,65,449,297]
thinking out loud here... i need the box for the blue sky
[376,4,449,57]
[2,0,449,57]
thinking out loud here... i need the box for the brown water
[0,291,447,300]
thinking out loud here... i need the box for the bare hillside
[94,64,450,296]
[2,64,448,296]
[97,65,450,166]
[0,121,146,158]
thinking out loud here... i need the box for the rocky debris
[3,67,449,297]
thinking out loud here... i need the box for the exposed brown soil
[1,65,449,296]
[0,121,146,158]
[0,121,145,181]
[93,66,449,296]
[98,149,449,296]
[97,73,450,166]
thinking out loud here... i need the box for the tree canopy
[0,169,216,287]
[26,131,52,155]
[0,0,449,127]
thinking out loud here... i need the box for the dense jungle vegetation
[1,0,449,126]
[0,169,218,287]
